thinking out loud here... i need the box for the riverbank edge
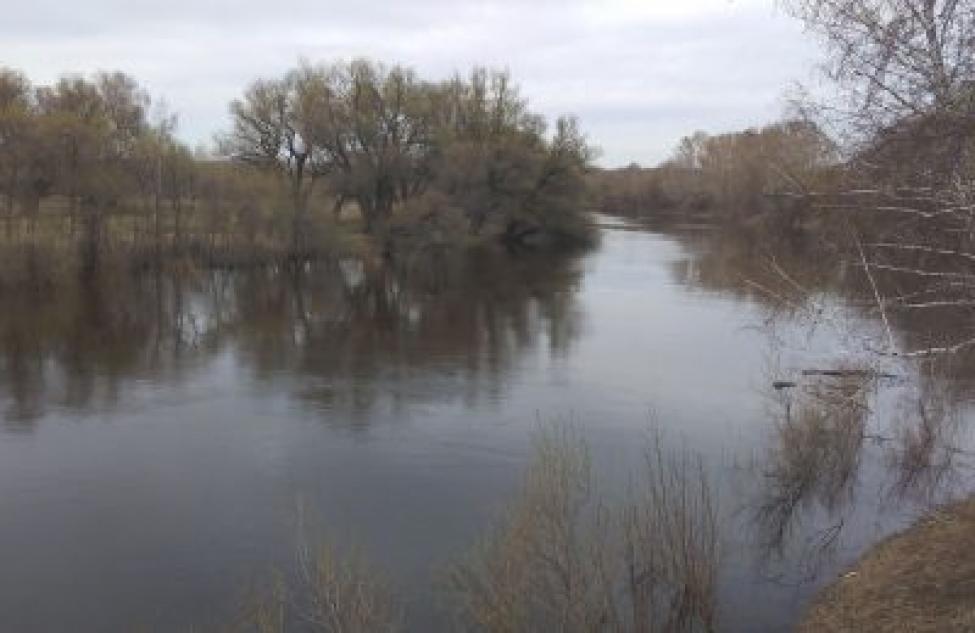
[797,496,975,632]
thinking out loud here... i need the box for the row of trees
[0,68,289,276]
[591,0,975,362]
[0,61,595,283]
[223,60,595,251]
[0,69,163,265]
[592,120,836,227]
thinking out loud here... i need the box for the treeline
[0,61,595,285]
[224,61,595,252]
[591,120,837,231]
[0,69,293,274]
[594,0,975,361]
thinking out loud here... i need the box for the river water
[1,218,971,631]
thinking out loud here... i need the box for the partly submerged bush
[222,424,718,633]
[446,425,719,633]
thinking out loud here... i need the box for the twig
[857,233,897,354]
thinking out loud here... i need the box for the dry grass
[226,539,399,633]
[623,438,719,632]
[886,378,963,501]
[292,541,399,633]
[757,371,872,557]
[798,497,975,632]
[218,424,717,633]
[445,424,719,633]
[445,425,615,632]
[0,196,366,290]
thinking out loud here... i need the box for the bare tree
[786,0,975,155]
[783,0,975,358]
[0,69,35,236]
[224,60,438,240]
[224,74,328,253]
[298,60,436,233]
[225,60,595,246]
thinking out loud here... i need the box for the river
[1,217,972,631]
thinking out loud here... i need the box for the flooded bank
[0,218,972,631]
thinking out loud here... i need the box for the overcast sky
[2,0,822,166]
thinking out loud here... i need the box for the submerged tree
[224,73,325,253]
[224,59,439,239]
[224,60,596,247]
[0,69,38,235]
[0,61,593,286]
[32,72,150,271]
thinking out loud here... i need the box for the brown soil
[797,498,975,632]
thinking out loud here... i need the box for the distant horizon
[3,0,822,167]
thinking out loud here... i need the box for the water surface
[1,219,971,631]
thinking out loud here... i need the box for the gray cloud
[1,0,821,165]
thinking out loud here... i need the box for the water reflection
[3,219,975,631]
[0,246,584,429]
[756,372,872,565]
[0,270,210,426]
[660,221,975,589]
[667,221,975,389]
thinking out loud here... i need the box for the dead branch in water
[801,369,897,378]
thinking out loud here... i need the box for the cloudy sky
[2,0,822,166]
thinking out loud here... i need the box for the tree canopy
[223,59,596,245]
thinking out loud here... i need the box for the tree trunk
[80,199,103,278]
[291,160,307,257]
[359,195,378,234]
[173,196,182,252]
[4,190,13,240]
[332,194,346,221]
[154,154,162,258]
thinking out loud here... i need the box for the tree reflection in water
[0,246,585,429]
[660,221,975,587]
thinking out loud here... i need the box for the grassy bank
[799,497,975,632]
